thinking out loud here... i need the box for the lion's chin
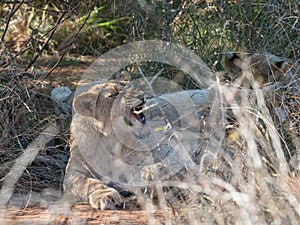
[132,125,151,139]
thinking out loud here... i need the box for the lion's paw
[88,186,122,210]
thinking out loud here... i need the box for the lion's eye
[109,92,119,98]
[103,91,118,99]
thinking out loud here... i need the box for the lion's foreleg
[63,147,122,209]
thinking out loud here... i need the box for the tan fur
[63,79,156,210]
[223,52,298,86]
[223,52,300,173]
[64,51,299,209]
[63,78,203,209]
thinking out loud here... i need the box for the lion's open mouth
[131,102,146,124]
[122,99,151,139]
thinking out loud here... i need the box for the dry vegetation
[0,0,299,224]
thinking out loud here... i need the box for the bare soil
[36,55,97,87]
[1,204,180,225]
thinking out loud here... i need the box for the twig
[37,9,93,83]
[25,11,67,71]
[1,0,25,42]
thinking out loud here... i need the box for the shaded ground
[36,55,97,87]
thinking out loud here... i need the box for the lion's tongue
[135,113,145,123]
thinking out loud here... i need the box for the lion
[63,75,202,210]
[222,51,300,173]
[63,78,154,210]
[223,52,298,86]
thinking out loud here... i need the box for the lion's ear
[223,52,243,76]
[73,92,97,117]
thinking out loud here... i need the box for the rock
[51,87,73,115]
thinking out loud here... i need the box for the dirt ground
[36,55,97,86]
[1,204,180,225]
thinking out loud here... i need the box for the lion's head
[223,52,292,85]
[72,79,151,140]
[70,78,158,185]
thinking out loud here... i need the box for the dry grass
[124,56,300,224]
[0,50,69,194]
[0,0,299,224]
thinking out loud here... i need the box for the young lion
[222,52,300,173]
[223,52,297,86]
[63,79,155,210]
[63,74,204,210]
